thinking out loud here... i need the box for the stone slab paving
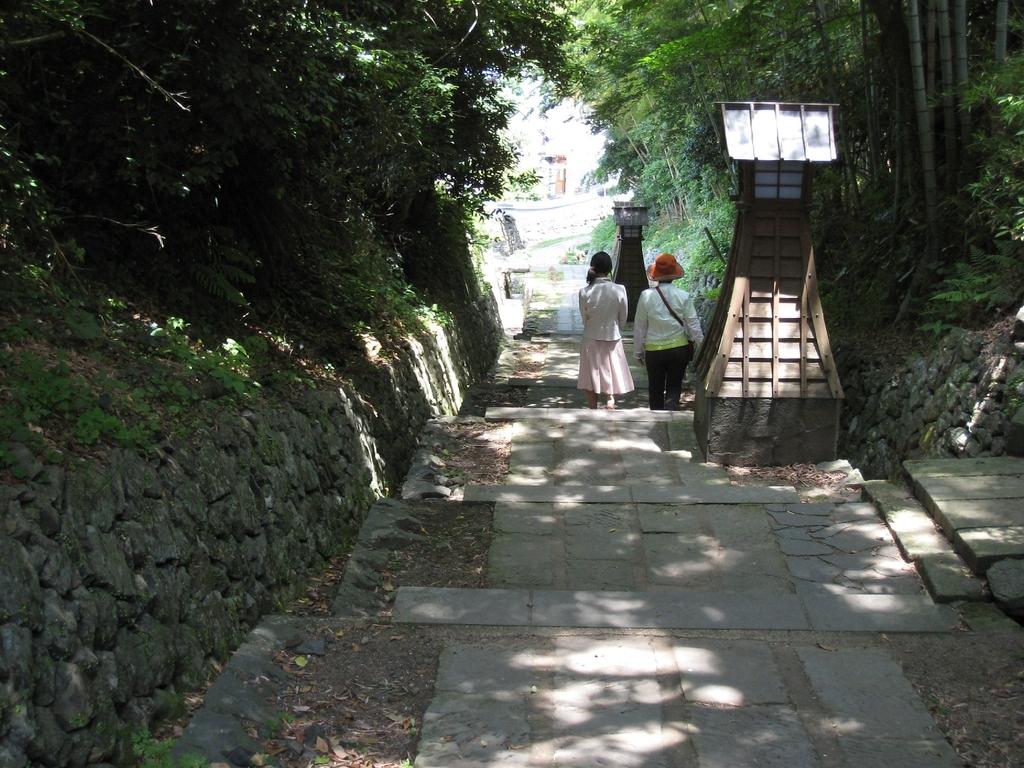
[413,637,960,768]
[487,407,693,423]
[505,417,726,486]
[905,457,1024,575]
[404,263,982,766]
[485,499,925,596]
[466,484,799,504]
[394,587,958,632]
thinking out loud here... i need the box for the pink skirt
[577,338,635,394]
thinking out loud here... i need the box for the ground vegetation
[0,0,573,465]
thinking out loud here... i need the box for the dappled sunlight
[824,717,869,735]
[551,679,663,713]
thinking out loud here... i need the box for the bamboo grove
[570,0,1023,330]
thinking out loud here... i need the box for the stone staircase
[393,339,968,767]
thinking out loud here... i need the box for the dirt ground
[244,377,1024,768]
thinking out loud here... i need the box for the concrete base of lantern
[695,391,842,466]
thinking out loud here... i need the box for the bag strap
[654,285,688,331]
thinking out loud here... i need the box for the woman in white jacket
[633,253,704,410]
[577,251,634,409]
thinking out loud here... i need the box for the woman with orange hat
[577,251,634,409]
[633,253,704,410]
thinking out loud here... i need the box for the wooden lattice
[695,168,842,400]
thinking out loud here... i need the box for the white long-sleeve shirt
[633,283,704,354]
[578,277,628,341]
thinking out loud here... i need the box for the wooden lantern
[694,102,844,465]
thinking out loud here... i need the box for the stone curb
[862,480,986,604]
[403,415,493,500]
[329,499,426,618]
[171,616,304,765]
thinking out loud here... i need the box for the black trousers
[645,344,693,411]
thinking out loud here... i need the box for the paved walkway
[394,282,968,766]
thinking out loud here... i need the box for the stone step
[413,638,960,768]
[904,456,1024,478]
[508,376,654,389]
[393,586,958,633]
[464,483,799,505]
[486,406,692,423]
[904,460,1024,576]
[862,480,986,603]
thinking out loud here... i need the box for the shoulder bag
[654,285,690,339]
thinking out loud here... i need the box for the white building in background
[506,81,607,199]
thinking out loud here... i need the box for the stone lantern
[611,202,650,322]
[693,102,844,465]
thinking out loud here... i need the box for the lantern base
[695,391,841,466]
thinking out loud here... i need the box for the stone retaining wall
[0,313,500,768]
[837,318,1024,479]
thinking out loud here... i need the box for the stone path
[396,307,970,765]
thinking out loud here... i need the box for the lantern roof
[718,102,838,163]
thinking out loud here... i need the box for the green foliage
[1007,366,1024,413]
[965,53,1024,245]
[923,242,1024,326]
[150,317,259,397]
[587,216,617,255]
[570,0,1020,329]
[128,730,205,768]
[2,0,572,315]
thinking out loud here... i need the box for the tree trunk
[936,0,957,190]
[995,0,1008,63]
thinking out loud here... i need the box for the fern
[926,242,1024,321]
[191,244,256,306]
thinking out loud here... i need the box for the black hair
[590,251,612,276]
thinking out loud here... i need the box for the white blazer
[578,278,628,341]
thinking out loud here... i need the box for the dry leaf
[816,643,837,652]
[315,736,330,753]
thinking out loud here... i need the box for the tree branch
[75,27,190,111]
[1,31,65,49]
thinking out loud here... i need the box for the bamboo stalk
[936,0,957,190]
[907,0,939,238]
[813,0,860,211]
[995,0,1008,63]
[860,0,881,179]
[953,0,970,152]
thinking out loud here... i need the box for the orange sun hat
[647,253,684,281]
